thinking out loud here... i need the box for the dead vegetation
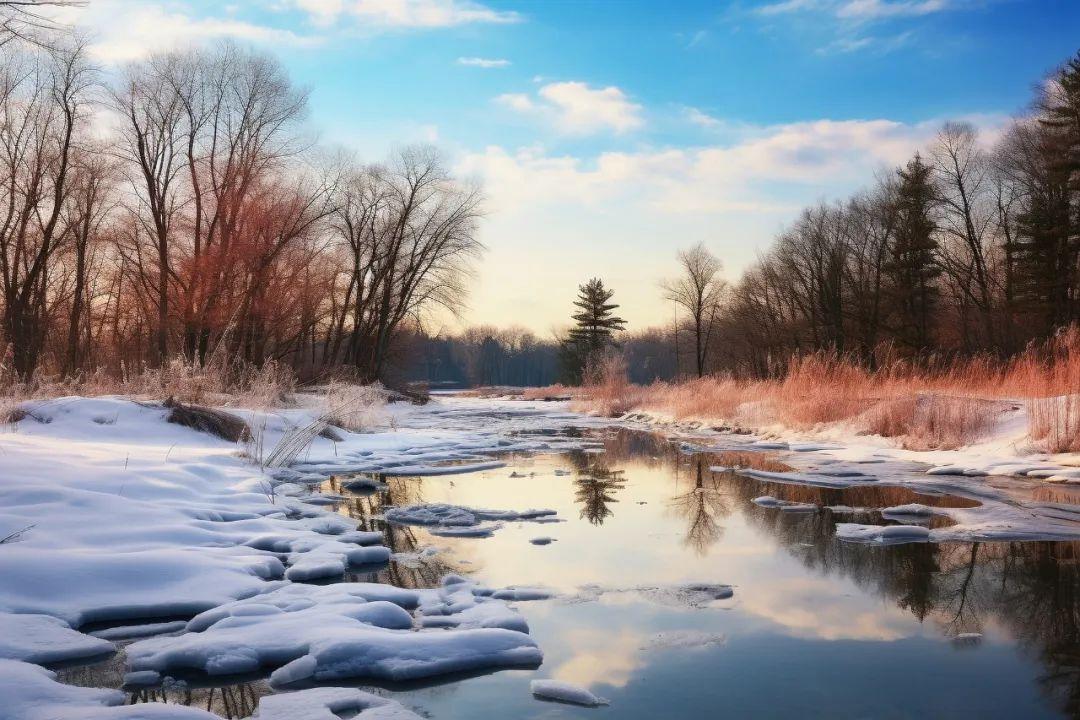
[163,397,251,442]
[562,328,1080,453]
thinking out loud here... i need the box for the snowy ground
[0,394,605,719]
[4,391,1080,718]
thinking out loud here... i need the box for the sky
[54,0,1080,337]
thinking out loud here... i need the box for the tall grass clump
[1015,326,1080,452]
[315,382,388,432]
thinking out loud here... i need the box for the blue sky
[63,0,1080,334]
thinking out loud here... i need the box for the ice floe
[0,613,114,664]
[835,523,932,544]
[0,658,217,719]
[530,679,609,707]
[383,503,557,540]
[251,687,423,720]
[126,578,541,685]
[752,496,818,512]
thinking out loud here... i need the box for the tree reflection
[668,457,731,555]
[324,474,465,589]
[574,468,626,525]
[716,465,1080,714]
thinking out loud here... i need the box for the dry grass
[0,357,297,410]
[559,327,1080,453]
[313,381,388,433]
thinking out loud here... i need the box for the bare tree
[326,147,483,382]
[931,121,998,349]
[0,40,92,377]
[663,242,726,377]
[0,1,83,50]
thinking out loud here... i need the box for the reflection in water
[668,457,731,555]
[574,471,626,525]
[57,651,272,718]
[52,425,1080,719]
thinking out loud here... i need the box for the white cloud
[496,81,644,135]
[494,92,536,113]
[454,114,1007,330]
[757,0,950,19]
[293,0,521,28]
[685,106,722,128]
[52,2,319,62]
[757,0,823,15]
[837,0,948,19]
[457,56,511,68]
[816,30,912,54]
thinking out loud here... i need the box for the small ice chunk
[430,525,497,538]
[926,466,967,476]
[952,632,984,647]
[253,687,423,719]
[123,670,161,686]
[752,496,817,512]
[491,587,554,601]
[530,679,609,707]
[881,503,935,517]
[836,523,931,544]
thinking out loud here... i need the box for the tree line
[709,51,1080,377]
[0,32,481,385]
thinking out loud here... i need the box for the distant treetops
[560,278,626,384]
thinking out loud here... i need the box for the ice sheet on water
[644,630,726,651]
[0,659,217,719]
[881,503,936,519]
[251,687,423,720]
[0,613,114,664]
[836,523,931,544]
[383,503,557,535]
[127,578,541,685]
[570,583,734,608]
[752,496,818,512]
[530,679,609,707]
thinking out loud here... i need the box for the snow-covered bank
[0,394,603,719]
[603,400,1080,545]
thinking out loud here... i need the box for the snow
[0,394,607,718]
[752,495,818,512]
[252,687,423,720]
[0,613,114,664]
[530,679,610,707]
[836,523,932,544]
[383,503,558,538]
[881,503,936,519]
[126,578,541,684]
[384,503,557,527]
[0,659,217,719]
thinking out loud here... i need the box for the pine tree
[888,153,940,353]
[560,278,626,383]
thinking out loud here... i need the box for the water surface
[62,427,1080,719]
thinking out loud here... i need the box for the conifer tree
[560,278,626,383]
[888,153,941,352]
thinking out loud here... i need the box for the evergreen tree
[560,278,626,383]
[1004,135,1076,334]
[888,153,941,352]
